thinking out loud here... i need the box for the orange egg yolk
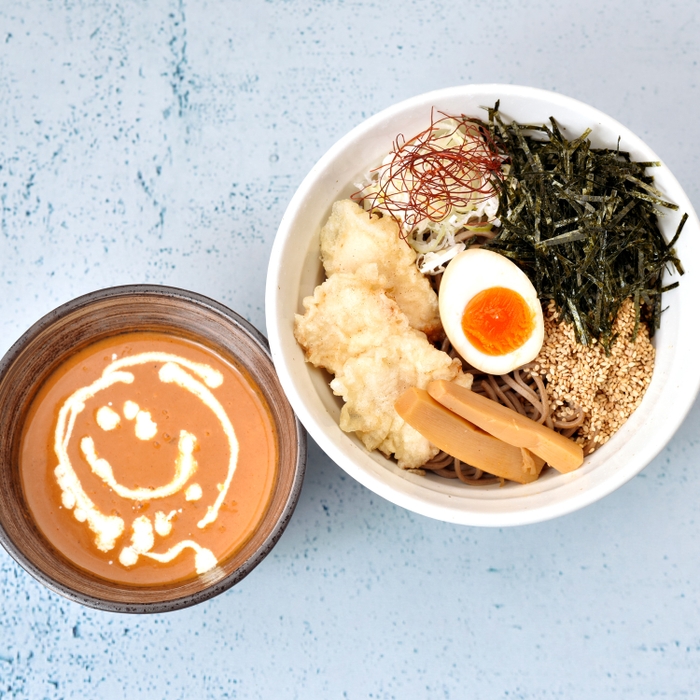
[461,286,535,356]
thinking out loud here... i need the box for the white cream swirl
[53,351,238,574]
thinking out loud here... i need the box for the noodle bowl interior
[293,105,670,486]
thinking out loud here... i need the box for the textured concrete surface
[2,1,700,698]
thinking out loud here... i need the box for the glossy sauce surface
[20,332,277,586]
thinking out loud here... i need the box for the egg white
[438,248,544,374]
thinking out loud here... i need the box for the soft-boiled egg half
[438,248,544,374]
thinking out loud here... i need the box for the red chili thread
[354,110,505,238]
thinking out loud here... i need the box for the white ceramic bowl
[266,84,700,526]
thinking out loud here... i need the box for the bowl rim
[0,284,307,613]
[265,83,700,527]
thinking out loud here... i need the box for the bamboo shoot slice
[395,387,544,484]
[427,380,583,473]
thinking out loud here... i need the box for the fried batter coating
[320,199,442,340]
[295,264,472,469]
[294,265,408,376]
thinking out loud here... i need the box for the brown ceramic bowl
[0,285,306,613]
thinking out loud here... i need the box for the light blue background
[2,1,700,698]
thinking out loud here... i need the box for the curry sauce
[20,332,277,586]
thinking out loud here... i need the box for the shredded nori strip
[477,103,686,349]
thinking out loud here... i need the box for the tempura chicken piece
[294,265,406,376]
[320,199,442,340]
[295,264,472,469]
